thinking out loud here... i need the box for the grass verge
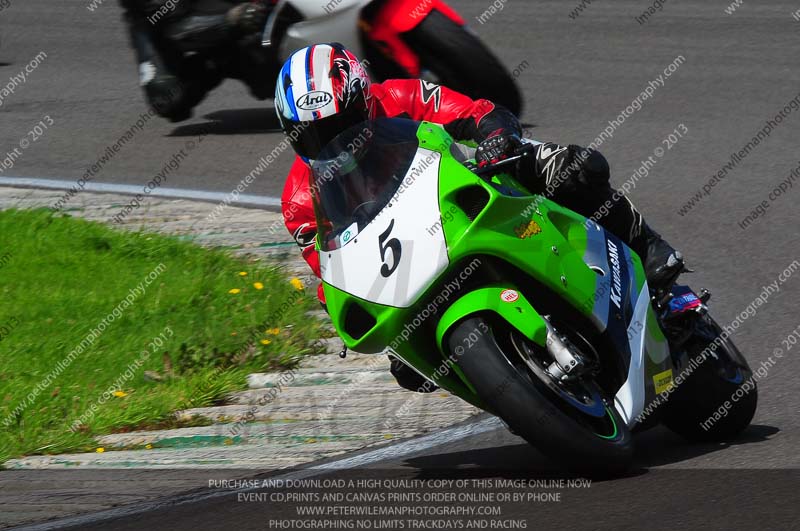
[0,209,325,463]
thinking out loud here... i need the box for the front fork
[435,286,594,390]
[542,320,591,381]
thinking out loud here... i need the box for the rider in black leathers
[120,0,276,122]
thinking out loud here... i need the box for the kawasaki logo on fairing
[607,240,623,309]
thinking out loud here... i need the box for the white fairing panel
[286,0,370,19]
[613,283,651,426]
[277,0,371,61]
[319,149,449,308]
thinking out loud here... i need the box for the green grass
[0,209,326,464]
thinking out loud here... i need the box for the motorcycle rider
[277,43,684,391]
[119,0,275,122]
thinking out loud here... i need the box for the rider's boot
[389,356,438,393]
[641,224,685,290]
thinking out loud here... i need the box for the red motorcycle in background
[262,0,523,115]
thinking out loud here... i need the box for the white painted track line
[10,417,502,531]
[0,176,282,208]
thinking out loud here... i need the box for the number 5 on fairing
[378,219,402,277]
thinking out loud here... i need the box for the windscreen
[310,118,421,252]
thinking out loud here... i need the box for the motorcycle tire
[403,11,524,116]
[449,316,633,474]
[662,314,757,442]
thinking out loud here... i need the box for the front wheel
[449,317,632,474]
[662,315,758,442]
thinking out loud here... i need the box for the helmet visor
[284,90,370,161]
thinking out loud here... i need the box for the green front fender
[435,285,549,359]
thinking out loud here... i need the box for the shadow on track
[633,423,779,467]
[168,108,282,136]
[395,424,779,479]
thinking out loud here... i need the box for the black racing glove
[475,130,522,168]
[226,2,268,44]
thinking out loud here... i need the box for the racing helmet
[275,43,372,162]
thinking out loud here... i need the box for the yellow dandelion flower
[290,278,304,290]
[239,271,248,276]
[224,438,234,445]
[145,444,153,450]
[260,339,272,345]
[267,327,280,335]
[253,282,264,290]
[383,434,394,440]
[228,288,241,294]
[112,390,127,398]
[96,447,105,453]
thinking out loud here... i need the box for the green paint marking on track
[257,241,296,248]
[149,435,243,449]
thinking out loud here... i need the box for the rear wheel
[449,317,632,474]
[402,11,523,116]
[662,315,757,442]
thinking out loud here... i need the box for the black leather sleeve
[121,0,237,54]
[161,14,234,52]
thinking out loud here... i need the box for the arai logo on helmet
[296,91,333,111]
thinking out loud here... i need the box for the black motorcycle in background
[121,0,523,122]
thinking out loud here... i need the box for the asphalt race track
[2,0,800,529]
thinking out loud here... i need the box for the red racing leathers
[281,79,522,301]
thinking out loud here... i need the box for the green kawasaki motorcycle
[310,118,757,472]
